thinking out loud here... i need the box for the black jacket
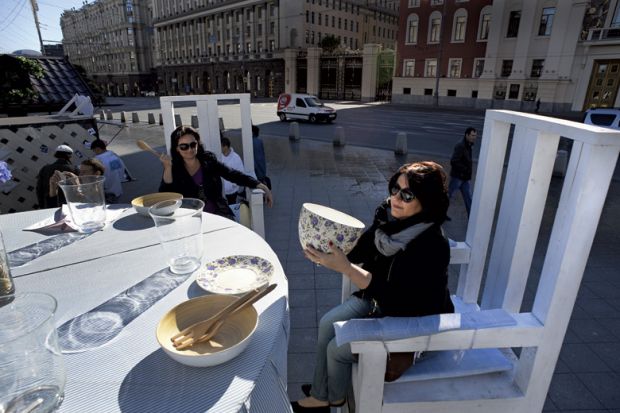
[347,202,454,318]
[450,138,473,181]
[159,151,260,219]
[36,159,78,209]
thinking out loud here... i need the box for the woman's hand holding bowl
[304,241,349,273]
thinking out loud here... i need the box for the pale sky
[0,0,86,54]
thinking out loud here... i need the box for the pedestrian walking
[448,127,477,216]
[252,125,271,189]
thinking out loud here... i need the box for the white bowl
[132,192,182,216]
[156,294,258,367]
[298,203,365,254]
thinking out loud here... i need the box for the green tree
[320,35,340,52]
[0,55,44,107]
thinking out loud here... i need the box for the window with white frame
[506,10,521,38]
[406,14,419,44]
[473,58,484,77]
[429,11,442,43]
[425,59,437,77]
[613,3,620,27]
[538,7,555,36]
[478,7,491,41]
[530,59,544,77]
[448,58,462,78]
[452,9,467,42]
[430,0,443,5]
[408,0,419,7]
[403,59,415,77]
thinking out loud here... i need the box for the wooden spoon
[136,139,161,158]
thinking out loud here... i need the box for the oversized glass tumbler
[0,292,66,413]
[149,198,204,274]
[58,175,106,233]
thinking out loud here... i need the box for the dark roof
[27,56,94,104]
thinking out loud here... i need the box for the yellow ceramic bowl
[131,192,182,216]
[156,294,258,367]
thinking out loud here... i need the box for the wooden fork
[188,283,278,348]
[172,284,276,350]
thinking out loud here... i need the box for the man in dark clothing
[36,144,79,209]
[252,125,271,189]
[448,127,477,216]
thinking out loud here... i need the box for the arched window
[428,11,442,43]
[406,14,419,44]
[452,8,467,42]
[477,6,492,41]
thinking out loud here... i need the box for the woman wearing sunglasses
[158,125,273,220]
[293,161,454,412]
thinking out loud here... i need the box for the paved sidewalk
[101,121,620,413]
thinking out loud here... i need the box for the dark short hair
[220,136,231,147]
[252,125,259,136]
[388,161,449,224]
[81,158,105,175]
[170,125,205,164]
[464,127,476,137]
[90,139,107,151]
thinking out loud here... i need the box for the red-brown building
[392,0,620,113]
[398,0,491,77]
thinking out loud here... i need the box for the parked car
[583,107,620,130]
[277,93,337,123]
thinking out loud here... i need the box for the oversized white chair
[159,94,266,238]
[58,93,94,117]
[335,110,620,413]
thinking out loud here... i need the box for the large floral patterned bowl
[298,203,365,254]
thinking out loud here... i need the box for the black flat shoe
[330,399,346,407]
[290,401,330,413]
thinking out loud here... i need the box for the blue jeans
[448,177,472,216]
[310,295,373,403]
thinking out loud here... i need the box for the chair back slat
[481,126,559,311]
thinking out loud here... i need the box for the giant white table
[2,207,292,413]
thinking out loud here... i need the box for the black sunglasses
[177,141,198,151]
[389,184,416,203]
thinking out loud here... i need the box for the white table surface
[2,207,292,413]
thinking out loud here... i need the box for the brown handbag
[384,352,416,382]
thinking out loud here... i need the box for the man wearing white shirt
[220,137,247,205]
[91,139,126,203]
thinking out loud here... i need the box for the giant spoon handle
[136,139,161,158]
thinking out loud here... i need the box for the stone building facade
[152,0,399,97]
[61,0,155,97]
[392,0,620,112]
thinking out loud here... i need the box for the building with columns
[392,0,620,112]
[152,0,399,97]
[61,0,155,97]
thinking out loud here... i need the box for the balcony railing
[584,26,620,45]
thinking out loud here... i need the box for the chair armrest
[346,310,543,355]
[246,187,265,239]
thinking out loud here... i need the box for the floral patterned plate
[196,255,273,294]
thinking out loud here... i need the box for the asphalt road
[101,97,487,161]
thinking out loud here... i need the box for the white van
[583,107,620,131]
[277,93,337,123]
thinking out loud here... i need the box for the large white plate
[196,255,273,294]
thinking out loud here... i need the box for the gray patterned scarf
[374,222,433,257]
